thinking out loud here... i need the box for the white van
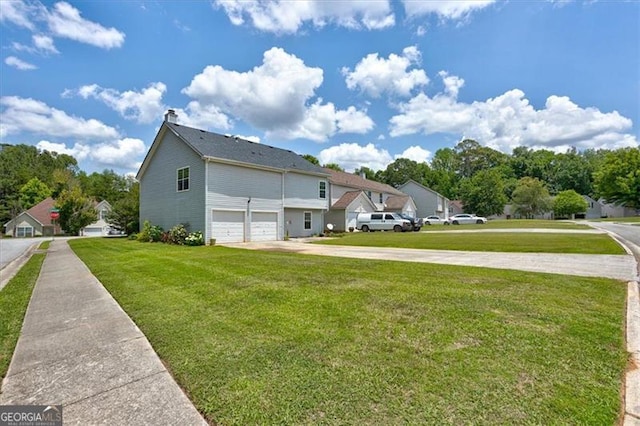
[356,212,413,232]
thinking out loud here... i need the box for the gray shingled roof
[167,122,327,175]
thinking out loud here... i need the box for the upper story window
[177,167,190,192]
[319,181,326,199]
[99,209,108,220]
[379,193,383,203]
[367,191,372,200]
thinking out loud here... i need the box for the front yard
[317,230,625,254]
[70,238,626,425]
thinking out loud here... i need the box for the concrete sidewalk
[0,239,207,425]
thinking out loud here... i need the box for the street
[0,238,41,271]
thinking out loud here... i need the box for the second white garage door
[212,210,245,243]
[250,212,277,241]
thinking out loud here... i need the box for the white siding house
[397,180,449,220]
[323,168,413,229]
[137,111,329,243]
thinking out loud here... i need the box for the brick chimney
[164,109,178,123]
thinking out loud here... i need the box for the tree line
[305,140,640,218]
[0,144,139,235]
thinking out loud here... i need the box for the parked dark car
[398,213,423,231]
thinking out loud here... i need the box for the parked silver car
[423,215,449,225]
[448,214,487,225]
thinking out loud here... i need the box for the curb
[0,241,40,291]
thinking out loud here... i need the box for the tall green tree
[79,169,129,203]
[454,139,508,179]
[377,158,430,188]
[19,177,52,209]
[301,154,320,165]
[323,163,344,172]
[593,147,640,208]
[459,169,508,217]
[429,148,460,199]
[511,177,552,218]
[353,166,377,181]
[509,147,556,182]
[548,149,594,195]
[106,181,140,235]
[56,186,97,236]
[553,190,588,218]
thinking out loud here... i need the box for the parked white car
[423,215,449,225]
[448,214,487,225]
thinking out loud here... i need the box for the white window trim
[303,211,312,230]
[318,181,326,199]
[177,166,190,192]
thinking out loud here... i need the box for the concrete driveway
[223,235,637,281]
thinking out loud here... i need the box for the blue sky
[1,0,638,175]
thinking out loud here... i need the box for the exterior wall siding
[400,181,448,218]
[284,208,323,237]
[139,131,206,233]
[206,162,284,241]
[284,173,328,210]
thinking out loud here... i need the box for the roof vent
[164,109,178,123]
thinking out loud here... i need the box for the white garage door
[212,210,245,243]
[250,212,277,241]
[84,227,104,236]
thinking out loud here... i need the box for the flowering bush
[137,220,164,242]
[167,224,188,245]
[185,231,204,246]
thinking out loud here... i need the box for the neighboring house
[136,111,329,244]
[323,168,413,231]
[82,200,114,236]
[449,200,465,216]
[3,197,61,237]
[581,195,602,219]
[384,195,417,217]
[599,198,637,218]
[324,191,377,232]
[397,180,449,219]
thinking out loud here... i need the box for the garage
[83,227,105,237]
[250,212,277,241]
[211,210,245,243]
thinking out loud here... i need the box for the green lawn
[589,217,640,224]
[70,238,626,425]
[0,246,46,379]
[318,231,625,254]
[422,219,590,231]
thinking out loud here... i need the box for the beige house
[4,197,61,237]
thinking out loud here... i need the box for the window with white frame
[304,211,312,230]
[318,181,326,199]
[379,193,383,203]
[177,167,190,192]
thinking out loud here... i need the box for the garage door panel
[250,212,277,242]
[212,210,245,243]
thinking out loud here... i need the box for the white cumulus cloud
[37,138,146,170]
[69,82,167,124]
[401,0,496,20]
[214,0,394,34]
[0,96,120,140]
[33,34,59,54]
[46,2,125,49]
[5,55,36,70]
[183,47,372,141]
[389,72,638,153]
[396,146,431,163]
[0,0,42,30]
[342,46,428,98]
[318,142,393,172]
[173,101,232,131]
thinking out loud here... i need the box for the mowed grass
[318,230,625,254]
[70,238,627,425]
[423,219,591,231]
[0,245,47,379]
